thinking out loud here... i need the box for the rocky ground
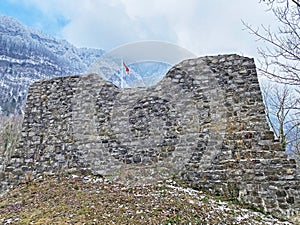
[0,174,294,225]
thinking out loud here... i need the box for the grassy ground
[0,174,293,225]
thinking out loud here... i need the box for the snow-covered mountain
[0,15,170,115]
[0,15,104,115]
[128,62,170,86]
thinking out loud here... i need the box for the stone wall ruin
[0,54,299,222]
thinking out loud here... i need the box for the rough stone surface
[0,54,299,222]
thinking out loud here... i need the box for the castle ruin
[1,54,299,222]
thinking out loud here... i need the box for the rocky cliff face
[0,15,174,114]
[1,54,299,222]
[0,15,104,115]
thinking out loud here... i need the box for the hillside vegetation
[0,173,293,225]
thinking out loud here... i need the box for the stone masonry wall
[0,54,299,222]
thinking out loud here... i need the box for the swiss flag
[123,61,130,74]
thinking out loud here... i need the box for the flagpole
[121,59,124,88]
[121,60,123,77]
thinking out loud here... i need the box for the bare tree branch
[243,0,300,86]
[261,82,300,159]
[291,0,300,7]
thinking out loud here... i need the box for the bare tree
[262,83,300,154]
[243,0,300,85]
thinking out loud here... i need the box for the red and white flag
[123,61,130,74]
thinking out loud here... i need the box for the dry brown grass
[0,174,293,225]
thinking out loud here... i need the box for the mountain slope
[0,15,173,115]
[0,15,104,115]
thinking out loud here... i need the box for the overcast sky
[0,0,278,58]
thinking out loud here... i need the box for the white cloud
[17,0,277,58]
